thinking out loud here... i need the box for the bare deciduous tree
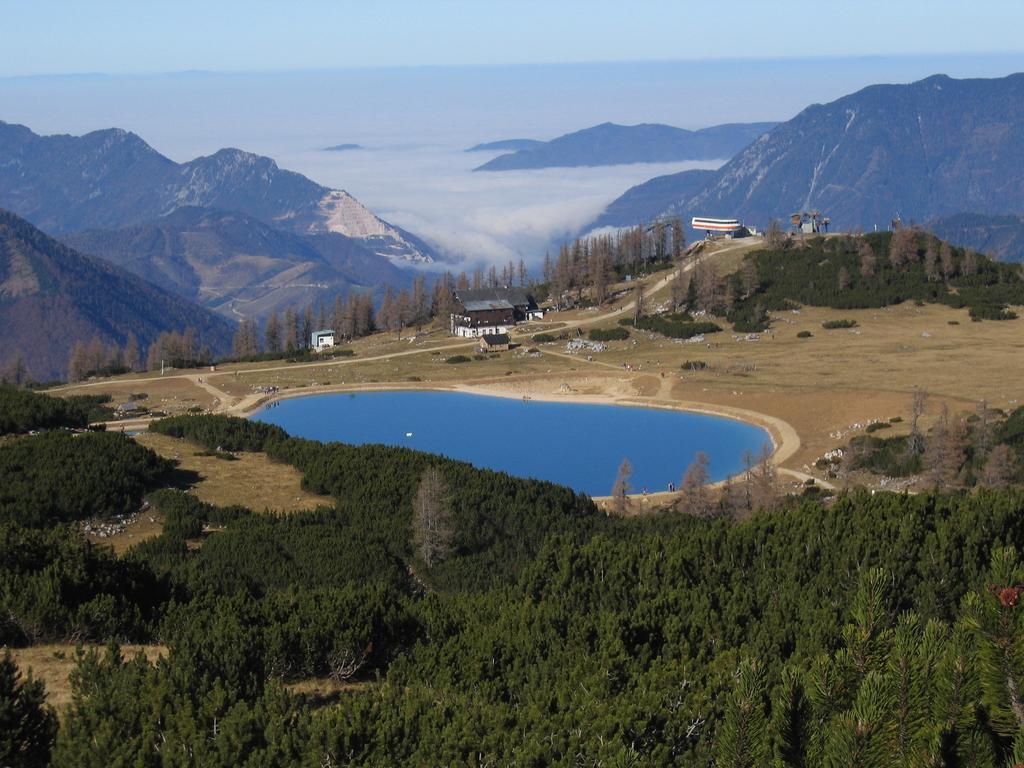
[924,237,940,281]
[940,241,956,280]
[751,443,778,512]
[924,405,967,490]
[765,220,784,250]
[412,467,454,567]
[908,388,928,457]
[975,399,996,462]
[889,227,917,267]
[983,444,1018,488]
[611,458,633,515]
[679,452,712,516]
[859,239,877,278]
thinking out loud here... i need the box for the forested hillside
[3,411,1024,765]
[64,206,417,321]
[663,230,1024,333]
[0,209,235,380]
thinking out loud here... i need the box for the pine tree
[0,651,57,768]
[963,547,1024,739]
[715,660,769,768]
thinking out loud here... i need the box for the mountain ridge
[0,121,435,265]
[591,73,1024,234]
[63,206,417,321]
[474,121,778,171]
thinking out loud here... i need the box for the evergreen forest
[3,410,1024,766]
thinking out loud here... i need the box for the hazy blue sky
[2,1,1023,267]
[3,0,1023,76]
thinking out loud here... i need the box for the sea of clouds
[278,141,721,268]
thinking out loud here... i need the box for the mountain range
[0,209,234,381]
[0,121,435,265]
[64,206,416,320]
[591,74,1024,235]
[473,122,778,171]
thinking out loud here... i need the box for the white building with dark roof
[449,288,542,337]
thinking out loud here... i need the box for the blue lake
[252,390,771,496]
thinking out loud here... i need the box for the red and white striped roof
[691,217,741,231]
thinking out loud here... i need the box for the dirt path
[58,245,735,400]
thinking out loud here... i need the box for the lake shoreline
[241,379,800,502]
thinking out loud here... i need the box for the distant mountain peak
[591,72,1024,235]
[474,121,778,171]
[0,122,436,265]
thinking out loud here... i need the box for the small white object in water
[405,432,413,438]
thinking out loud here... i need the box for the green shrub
[822,319,858,329]
[623,314,722,339]
[533,333,556,343]
[796,330,813,338]
[865,422,891,433]
[445,355,471,364]
[0,431,174,527]
[0,386,91,433]
[149,414,287,452]
[681,360,708,370]
[588,327,630,342]
[968,304,1018,321]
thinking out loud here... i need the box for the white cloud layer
[279,142,720,270]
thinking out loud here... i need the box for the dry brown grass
[85,509,165,555]
[136,432,330,513]
[285,677,374,707]
[9,644,165,713]
[51,241,1024,493]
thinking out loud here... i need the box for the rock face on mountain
[593,74,1024,232]
[0,121,434,264]
[64,207,415,320]
[927,212,1024,263]
[474,122,777,171]
[0,209,234,380]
